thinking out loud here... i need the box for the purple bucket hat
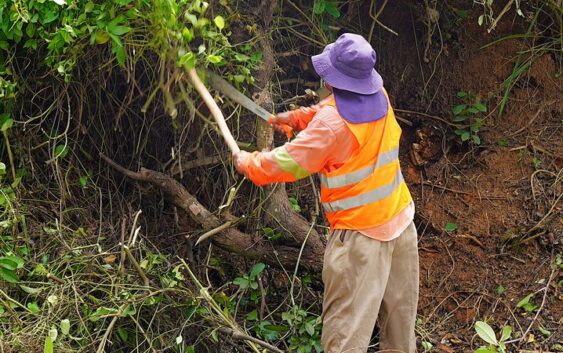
[312,33,388,123]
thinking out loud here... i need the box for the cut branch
[100,153,323,272]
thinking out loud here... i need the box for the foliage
[452,91,487,145]
[474,321,512,353]
[282,305,323,353]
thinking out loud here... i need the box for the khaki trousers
[321,222,419,353]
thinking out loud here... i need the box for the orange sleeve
[287,95,334,131]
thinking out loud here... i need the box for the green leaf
[452,115,467,122]
[108,25,131,36]
[445,223,458,232]
[250,263,265,278]
[79,176,88,188]
[452,104,467,115]
[20,285,43,295]
[456,91,467,98]
[112,41,126,66]
[496,138,508,147]
[313,0,326,14]
[1,118,13,132]
[27,302,40,314]
[0,162,5,175]
[43,336,53,353]
[422,341,433,351]
[516,293,533,309]
[461,131,470,141]
[475,347,496,353]
[182,27,193,42]
[478,15,485,26]
[0,258,19,270]
[0,267,19,283]
[537,326,551,337]
[496,285,505,295]
[475,321,498,345]
[207,54,223,64]
[499,325,512,341]
[472,134,481,145]
[233,276,249,289]
[324,2,341,18]
[54,144,69,159]
[178,52,196,69]
[474,102,487,112]
[245,309,258,321]
[304,322,315,336]
[214,16,225,30]
[60,319,70,335]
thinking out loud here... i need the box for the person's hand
[232,150,250,175]
[268,112,294,138]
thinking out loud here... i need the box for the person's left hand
[232,150,250,175]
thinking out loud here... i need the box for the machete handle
[267,115,294,139]
[279,123,294,139]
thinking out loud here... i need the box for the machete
[207,71,294,139]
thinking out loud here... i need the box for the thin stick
[95,304,127,353]
[124,245,150,287]
[186,68,240,154]
[194,219,237,246]
[218,327,285,353]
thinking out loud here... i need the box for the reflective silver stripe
[323,170,404,212]
[320,147,399,189]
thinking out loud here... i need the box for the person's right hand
[268,112,294,138]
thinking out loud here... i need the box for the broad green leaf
[324,2,341,18]
[213,16,225,30]
[0,162,6,175]
[1,118,13,132]
[207,55,222,64]
[516,293,533,309]
[178,52,196,69]
[108,25,131,36]
[79,176,88,188]
[474,102,487,112]
[60,319,70,335]
[452,115,467,122]
[478,15,484,26]
[499,325,512,341]
[461,131,470,141]
[496,285,505,295]
[182,27,193,42]
[452,104,467,115]
[20,285,43,295]
[0,267,18,283]
[27,302,40,314]
[54,144,69,159]
[245,309,258,321]
[475,347,496,353]
[313,0,326,14]
[43,336,53,353]
[475,321,498,345]
[250,263,265,278]
[472,134,481,145]
[456,91,467,98]
[0,258,19,270]
[445,223,458,232]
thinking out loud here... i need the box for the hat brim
[312,46,383,95]
[333,88,388,124]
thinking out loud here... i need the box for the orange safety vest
[320,91,412,229]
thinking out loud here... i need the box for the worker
[232,33,418,353]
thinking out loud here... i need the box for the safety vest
[320,91,412,229]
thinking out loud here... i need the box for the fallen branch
[100,153,324,271]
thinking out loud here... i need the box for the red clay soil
[391,8,562,353]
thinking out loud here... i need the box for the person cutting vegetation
[233,33,418,353]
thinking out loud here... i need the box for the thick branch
[100,153,323,272]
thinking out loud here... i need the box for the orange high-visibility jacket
[239,91,412,230]
[320,94,412,229]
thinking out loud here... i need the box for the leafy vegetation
[451,91,487,145]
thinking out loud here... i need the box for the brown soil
[368,2,562,351]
